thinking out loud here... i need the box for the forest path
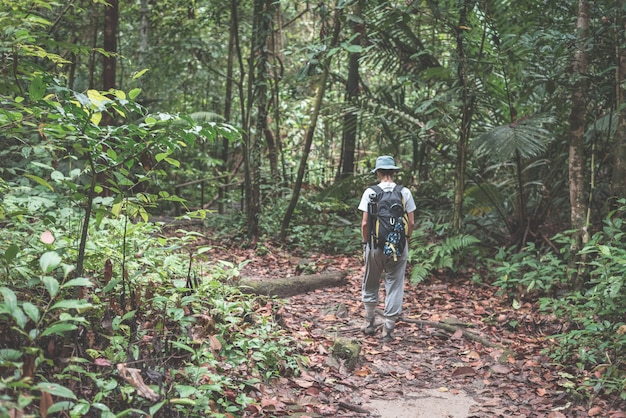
[237,249,609,417]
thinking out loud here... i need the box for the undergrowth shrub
[408,222,481,284]
[0,187,304,417]
[489,200,626,402]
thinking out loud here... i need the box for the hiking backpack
[367,185,407,260]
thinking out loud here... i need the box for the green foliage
[408,222,481,284]
[490,201,626,401]
[0,201,303,416]
[488,240,570,298]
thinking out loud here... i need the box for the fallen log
[239,270,347,297]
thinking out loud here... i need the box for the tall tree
[453,0,473,230]
[568,0,590,254]
[102,0,118,92]
[337,0,362,179]
[244,0,273,240]
[280,2,342,240]
[613,0,626,202]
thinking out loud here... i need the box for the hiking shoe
[382,327,394,343]
[362,319,376,336]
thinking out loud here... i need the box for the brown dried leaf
[452,366,477,377]
[116,363,159,401]
[39,391,53,417]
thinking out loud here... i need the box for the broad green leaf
[345,44,363,53]
[149,400,166,416]
[47,401,76,414]
[70,401,91,415]
[91,111,102,126]
[3,244,19,263]
[164,157,180,167]
[11,307,27,329]
[170,340,196,354]
[0,287,17,312]
[174,385,197,397]
[29,76,46,101]
[22,302,40,323]
[155,152,169,162]
[131,69,149,80]
[129,88,142,99]
[24,174,54,191]
[35,382,77,400]
[51,300,93,311]
[40,322,78,337]
[0,348,22,361]
[86,89,110,108]
[40,251,62,274]
[61,277,93,288]
[42,276,60,298]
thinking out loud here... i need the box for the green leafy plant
[488,240,569,299]
[408,223,480,284]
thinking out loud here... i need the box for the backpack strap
[370,184,383,197]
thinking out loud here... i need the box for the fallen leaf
[94,358,112,367]
[40,230,55,244]
[116,363,159,401]
[39,391,53,417]
[588,406,604,416]
[452,366,477,377]
[490,364,510,374]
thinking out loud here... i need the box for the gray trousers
[362,244,407,318]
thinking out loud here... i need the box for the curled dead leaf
[117,363,159,401]
[39,391,53,417]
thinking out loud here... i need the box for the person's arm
[361,211,369,244]
[406,211,415,246]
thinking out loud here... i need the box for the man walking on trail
[358,156,416,343]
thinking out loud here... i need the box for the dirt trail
[247,255,595,417]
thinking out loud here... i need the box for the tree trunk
[102,0,117,91]
[138,0,149,67]
[219,0,238,214]
[265,1,281,181]
[338,0,362,179]
[568,0,590,253]
[453,1,472,231]
[612,1,626,203]
[280,2,342,240]
[245,0,272,240]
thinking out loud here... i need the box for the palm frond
[471,116,554,162]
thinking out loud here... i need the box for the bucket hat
[371,155,400,173]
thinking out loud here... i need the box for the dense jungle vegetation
[2,0,626,416]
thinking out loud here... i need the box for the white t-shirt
[358,181,416,213]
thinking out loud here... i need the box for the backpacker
[367,185,407,260]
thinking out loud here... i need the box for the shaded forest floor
[220,243,626,418]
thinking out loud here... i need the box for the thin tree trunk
[612,0,626,203]
[338,0,362,179]
[138,0,149,67]
[568,0,590,253]
[102,0,117,91]
[265,1,280,180]
[245,0,272,240]
[280,2,342,240]
[453,1,472,230]
[219,0,238,214]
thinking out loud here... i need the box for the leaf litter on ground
[228,241,626,417]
